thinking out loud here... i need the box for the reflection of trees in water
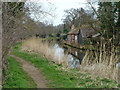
[69,55,80,68]
[63,45,85,67]
[77,52,84,64]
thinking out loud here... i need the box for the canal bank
[8,41,118,88]
[23,38,119,81]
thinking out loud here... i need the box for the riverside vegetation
[22,37,119,81]
[3,39,119,88]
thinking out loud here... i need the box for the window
[75,36,77,40]
[73,35,74,40]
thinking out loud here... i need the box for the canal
[48,39,85,68]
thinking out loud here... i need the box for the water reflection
[69,55,80,68]
[64,45,85,68]
[53,44,85,68]
[53,44,65,64]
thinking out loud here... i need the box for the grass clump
[3,56,37,88]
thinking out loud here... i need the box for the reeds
[21,37,70,67]
[80,38,119,81]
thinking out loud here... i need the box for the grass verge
[11,44,119,88]
[3,56,37,88]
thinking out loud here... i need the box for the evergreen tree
[98,2,115,39]
[98,2,120,45]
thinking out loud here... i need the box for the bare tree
[63,7,98,32]
[2,1,56,84]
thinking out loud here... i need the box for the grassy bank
[11,43,118,88]
[3,56,37,88]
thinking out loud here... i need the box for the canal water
[52,42,85,68]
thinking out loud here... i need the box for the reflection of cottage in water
[67,47,84,64]
[63,44,85,65]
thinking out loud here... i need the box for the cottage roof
[67,25,99,38]
[68,29,79,35]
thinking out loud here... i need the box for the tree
[98,2,115,38]
[2,1,56,80]
[97,2,120,45]
[63,24,69,34]
[2,2,26,82]
[115,2,120,45]
[63,7,98,33]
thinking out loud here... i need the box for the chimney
[71,25,75,30]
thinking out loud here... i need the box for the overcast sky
[52,1,88,26]
[27,0,98,26]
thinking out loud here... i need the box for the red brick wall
[67,34,78,44]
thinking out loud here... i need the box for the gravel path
[10,54,48,88]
